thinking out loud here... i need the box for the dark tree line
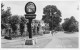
[1,3,27,37]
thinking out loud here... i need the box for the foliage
[1,3,12,29]
[9,15,20,32]
[9,15,20,24]
[20,16,27,35]
[20,16,27,24]
[54,25,63,31]
[62,16,79,32]
[42,5,62,30]
[44,23,50,30]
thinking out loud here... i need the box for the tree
[68,16,79,32]
[1,3,12,29]
[42,5,62,30]
[62,18,70,31]
[20,16,27,36]
[9,15,20,34]
[62,16,79,32]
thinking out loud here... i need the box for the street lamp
[25,2,36,45]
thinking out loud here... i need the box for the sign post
[25,2,36,45]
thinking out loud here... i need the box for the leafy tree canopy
[42,5,62,30]
[1,3,12,29]
[62,16,79,32]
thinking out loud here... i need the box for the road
[1,32,78,48]
[45,32,78,48]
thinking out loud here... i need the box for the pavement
[1,31,79,48]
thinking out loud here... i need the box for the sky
[2,1,79,23]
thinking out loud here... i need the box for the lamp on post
[25,2,36,45]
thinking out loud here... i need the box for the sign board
[25,2,36,14]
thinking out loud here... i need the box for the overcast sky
[2,1,79,23]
